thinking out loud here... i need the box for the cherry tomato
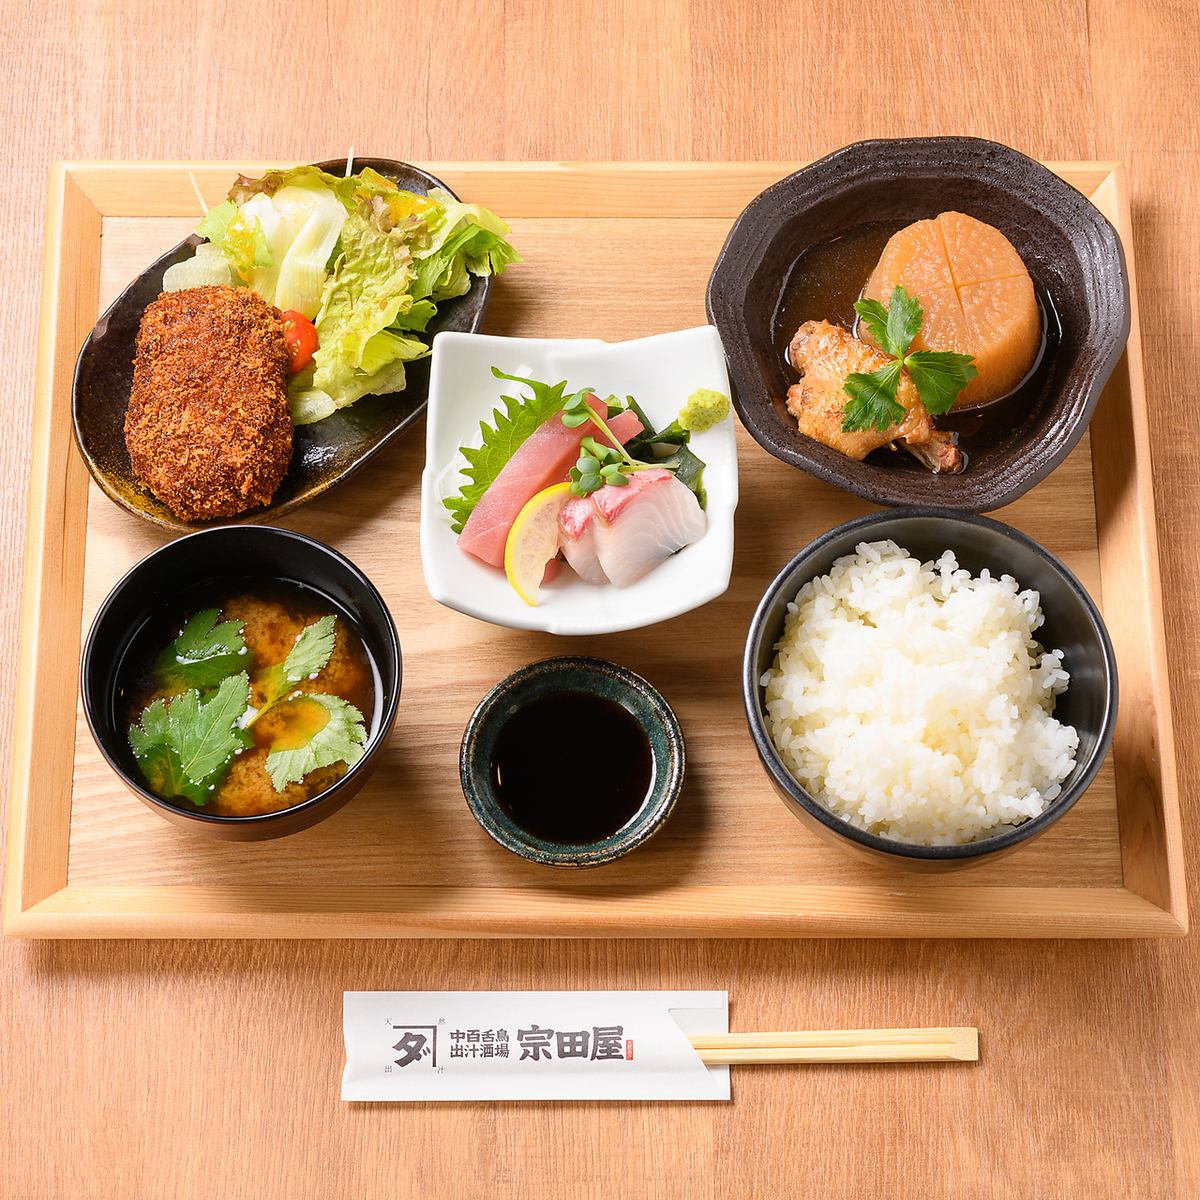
[280,311,318,374]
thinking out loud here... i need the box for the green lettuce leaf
[294,211,428,418]
[412,188,520,301]
[196,200,272,283]
[390,298,438,332]
[228,165,357,209]
[200,167,519,423]
[288,354,417,425]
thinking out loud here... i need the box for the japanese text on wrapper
[448,1024,627,1062]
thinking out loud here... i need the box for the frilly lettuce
[162,242,233,292]
[195,164,519,423]
[196,201,272,283]
[291,212,426,423]
[412,188,520,301]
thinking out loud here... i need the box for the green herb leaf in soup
[265,694,367,791]
[253,613,340,718]
[281,614,337,682]
[128,673,251,806]
[154,608,247,691]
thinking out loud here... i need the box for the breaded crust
[124,285,293,522]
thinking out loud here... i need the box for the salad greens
[168,164,519,425]
[128,611,366,806]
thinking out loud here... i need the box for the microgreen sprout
[561,390,654,496]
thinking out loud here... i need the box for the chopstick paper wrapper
[343,991,731,1101]
[342,993,979,1101]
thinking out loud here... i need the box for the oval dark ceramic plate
[81,525,402,841]
[743,508,1118,870]
[73,157,492,531]
[706,137,1131,510]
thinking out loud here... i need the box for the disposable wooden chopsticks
[688,1027,978,1066]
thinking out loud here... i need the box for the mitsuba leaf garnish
[842,359,906,434]
[281,615,337,684]
[128,673,252,806]
[904,352,981,416]
[265,694,367,791]
[443,368,574,533]
[841,285,978,433]
[155,608,247,690]
[254,613,339,713]
[130,611,364,804]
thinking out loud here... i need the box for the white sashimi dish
[420,328,739,635]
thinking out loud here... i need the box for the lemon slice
[504,482,572,606]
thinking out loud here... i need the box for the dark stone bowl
[81,525,402,841]
[72,157,492,531]
[743,509,1117,869]
[706,137,1130,510]
[460,656,685,868]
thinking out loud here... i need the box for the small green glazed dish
[460,656,685,868]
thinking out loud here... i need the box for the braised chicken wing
[786,320,963,474]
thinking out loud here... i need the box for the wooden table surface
[1,2,1196,1196]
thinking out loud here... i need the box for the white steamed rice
[760,540,1079,845]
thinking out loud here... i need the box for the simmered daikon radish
[863,212,1039,408]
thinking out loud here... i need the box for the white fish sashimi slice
[558,495,609,584]
[591,469,706,588]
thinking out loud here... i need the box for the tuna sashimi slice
[457,396,644,568]
[589,469,706,588]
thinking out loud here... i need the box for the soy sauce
[489,691,653,844]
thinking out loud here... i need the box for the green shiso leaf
[442,368,574,534]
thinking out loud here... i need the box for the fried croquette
[124,285,293,521]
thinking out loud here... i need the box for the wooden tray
[3,161,1186,938]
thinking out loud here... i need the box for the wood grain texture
[9,166,1167,940]
[0,0,1197,1197]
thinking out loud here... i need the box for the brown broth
[489,691,653,844]
[771,221,1060,464]
[120,580,376,817]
